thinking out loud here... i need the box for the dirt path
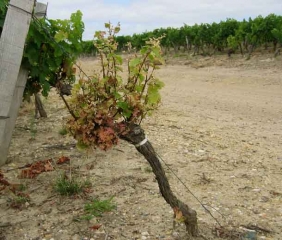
[1,54,282,240]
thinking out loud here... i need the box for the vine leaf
[55,30,68,42]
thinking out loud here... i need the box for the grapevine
[67,23,165,150]
[22,11,84,98]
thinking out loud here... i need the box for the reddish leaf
[0,178,10,186]
[0,171,10,187]
[173,207,185,222]
[57,156,70,165]
[0,171,4,179]
[89,224,102,230]
[44,162,54,171]
[19,159,54,179]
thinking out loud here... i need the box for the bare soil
[1,53,282,240]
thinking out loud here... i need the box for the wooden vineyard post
[0,0,35,166]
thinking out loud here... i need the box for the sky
[38,0,282,40]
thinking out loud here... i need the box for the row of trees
[80,14,282,57]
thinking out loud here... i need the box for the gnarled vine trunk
[120,124,199,237]
[34,93,47,118]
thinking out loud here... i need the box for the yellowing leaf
[54,30,68,42]
[173,207,185,222]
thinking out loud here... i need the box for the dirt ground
[1,53,282,240]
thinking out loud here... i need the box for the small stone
[172,231,180,239]
[72,234,80,240]
[242,230,256,240]
[152,216,161,222]
[259,196,269,202]
[141,236,147,240]
[259,213,267,218]
[252,188,261,192]
[141,231,149,236]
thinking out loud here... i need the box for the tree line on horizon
[81,13,282,57]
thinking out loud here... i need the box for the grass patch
[58,126,68,136]
[17,184,27,191]
[54,175,89,196]
[10,194,30,209]
[84,197,116,218]
[13,195,30,204]
[144,166,153,173]
[29,115,37,139]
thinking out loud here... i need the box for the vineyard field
[1,53,282,239]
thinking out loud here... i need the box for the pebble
[252,188,261,192]
[71,234,80,240]
[141,231,149,236]
[259,196,269,202]
[172,231,180,239]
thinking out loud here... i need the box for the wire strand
[149,147,223,227]
[8,3,33,15]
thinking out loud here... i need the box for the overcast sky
[39,0,282,40]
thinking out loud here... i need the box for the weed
[77,214,93,221]
[29,114,37,139]
[14,195,30,204]
[84,197,116,217]
[10,194,30,209]
[59,126,68,136]
[144,166,153,173]
[18,184,27,191]
[54,175,85,196]
[83,179,92,188]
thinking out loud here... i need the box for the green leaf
[0,18,5,29]
[29,67,40,77]
[115,55,123,65]
[140,46,149,55]
[26,48,39,65]
[54,46,63,57]
[135,85,143,93]
[117,102,132,118]
[146,79,164,105]
[114,26,120,33]
[55,30,68,42]
[113,92,120,100]
[147,86,160,105]
[154,79,165,88]
[76,141,89,150]
[129,58,141,67]
[41,81,51,97]
[138,74,145,82]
